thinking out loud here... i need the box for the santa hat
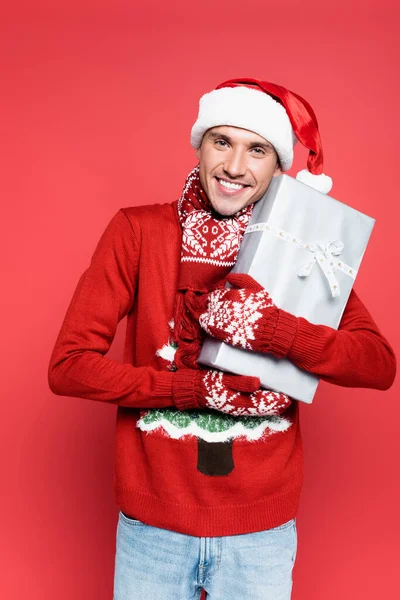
[190,77,332,194]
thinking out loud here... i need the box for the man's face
[196,125,282,217]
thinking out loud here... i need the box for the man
[48,78,396,600]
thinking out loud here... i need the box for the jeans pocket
[119,511,146,526]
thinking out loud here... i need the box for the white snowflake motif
[246,390,291,416]
[181,211,211,258]
[181,212,250,267]
[203,371,291,417]
[199,288,275,351]
[209,219,243,261]
[203,371,241,415]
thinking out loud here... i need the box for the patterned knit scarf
[173,165,253,369]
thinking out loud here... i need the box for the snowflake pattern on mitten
[203,371,291,417]
[199,287,277,351]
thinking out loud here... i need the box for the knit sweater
[48,202,396,536]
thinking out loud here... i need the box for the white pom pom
[296,169,333,194]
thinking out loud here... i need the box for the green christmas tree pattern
[137,407,292,443]
[143,323,293,474]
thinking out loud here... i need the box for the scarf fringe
[173,291,207,370]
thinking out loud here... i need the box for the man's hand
[192,369,291,417]
[195,273,298,358]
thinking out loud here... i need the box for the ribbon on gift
[244,223,357,298]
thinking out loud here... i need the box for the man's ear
[195,146,201,160]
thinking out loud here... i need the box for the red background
[2,1,399,598]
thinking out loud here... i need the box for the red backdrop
[2,1,399,598]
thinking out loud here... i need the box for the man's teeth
[218,179,245,190]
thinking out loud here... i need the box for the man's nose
[223,148,247,178]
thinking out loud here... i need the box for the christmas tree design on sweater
[138,407,291,444]
[137,322,293,476]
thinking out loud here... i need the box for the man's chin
[209,198,251,217]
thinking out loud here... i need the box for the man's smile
[215,177,250,195]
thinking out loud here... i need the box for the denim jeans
[113,511,297,600]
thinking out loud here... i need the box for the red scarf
[173,165,253,369]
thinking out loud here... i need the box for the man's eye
[251,147,265,155]
[215,140,228,147]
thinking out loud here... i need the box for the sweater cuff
[266,309,298,358]
[172,370,201,411]
[254,308,298,358]
[288,317,327,369]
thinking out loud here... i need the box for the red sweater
[48,202,396,536]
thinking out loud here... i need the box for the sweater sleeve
[47,209,197,411]
[285,289,396,390]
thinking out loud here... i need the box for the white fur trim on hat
[295,169,333,194]
[191,86,296,171]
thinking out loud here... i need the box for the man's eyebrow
[208,131,274,150]
[208,132,230,141]
[249,141,274,150]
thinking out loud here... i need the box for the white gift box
[198,174,375,403]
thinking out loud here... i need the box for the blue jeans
[113,511,297,599]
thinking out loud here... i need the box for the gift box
[198,174,375,403]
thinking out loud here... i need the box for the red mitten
[172,368,291,417]
[198,273,299,358]
[197,370,292,417]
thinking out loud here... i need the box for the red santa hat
[190,77,333,194]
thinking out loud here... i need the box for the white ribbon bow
[244,223,357,298]
[297,240,344,298]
